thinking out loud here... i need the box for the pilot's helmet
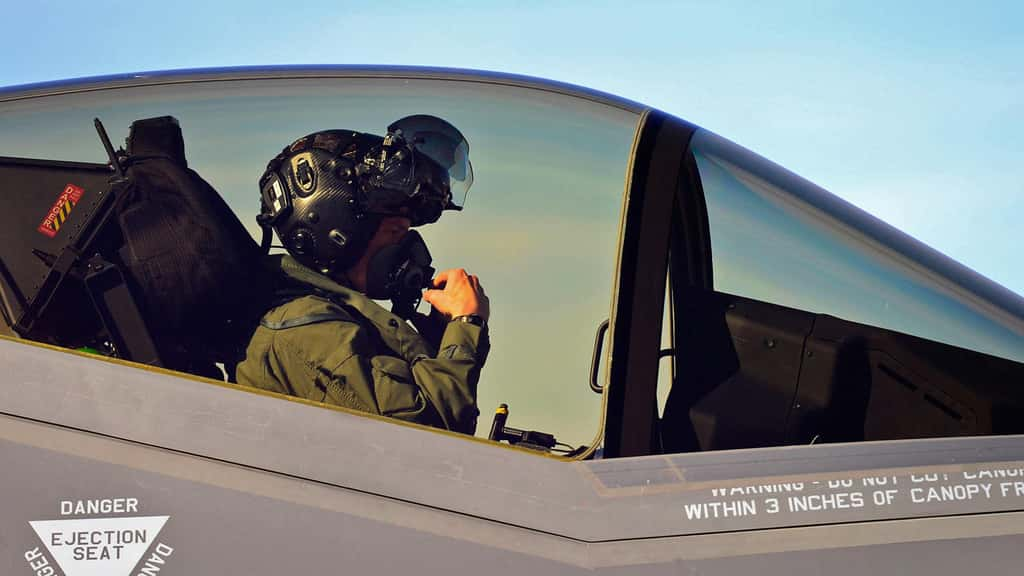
[257,115,473,275]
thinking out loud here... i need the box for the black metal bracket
[83,255,161,365]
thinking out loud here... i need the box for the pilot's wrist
[450,314,486,328]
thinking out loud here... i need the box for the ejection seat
[0,116,270,380]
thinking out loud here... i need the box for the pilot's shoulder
[259,294,356,331]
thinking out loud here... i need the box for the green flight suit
[235,255,487,434]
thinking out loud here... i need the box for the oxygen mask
[365,230,435,318]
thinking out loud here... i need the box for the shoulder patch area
[260,295,354,330]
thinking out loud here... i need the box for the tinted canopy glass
[0,73,641,448]
[693,129,1024,363]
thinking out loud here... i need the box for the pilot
[235,115,488,435]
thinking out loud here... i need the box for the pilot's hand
[423,268,490,321]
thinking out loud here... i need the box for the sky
[1,1,1020,298]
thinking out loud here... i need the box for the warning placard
[29,516,168,576]
[24,497,175,576]
[682,466,1024,523]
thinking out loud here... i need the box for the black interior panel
[661,288,1024,453]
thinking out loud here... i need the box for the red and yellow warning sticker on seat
[37,184,84,238]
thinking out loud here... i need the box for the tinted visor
[362,144,447,225]
[388,114,474,208]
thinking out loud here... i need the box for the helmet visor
[388,115,474,208]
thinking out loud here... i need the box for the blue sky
[2,0,1022,296]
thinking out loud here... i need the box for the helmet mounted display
[257,115,471,276]
[387,114,473,210]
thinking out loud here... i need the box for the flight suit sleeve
[406,320,489,434]
[258,307,487,435]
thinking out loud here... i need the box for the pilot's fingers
[433,268,470,289]
[431,268,459,288]
[422,288,454,304]
[465,272,485,292]
[431,270,449,288]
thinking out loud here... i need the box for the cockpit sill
[3,333,1024,542]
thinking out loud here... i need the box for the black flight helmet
[257,115,472,276]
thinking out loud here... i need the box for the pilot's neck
[336,265,367,294]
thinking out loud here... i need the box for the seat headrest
[126,116,187,167]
